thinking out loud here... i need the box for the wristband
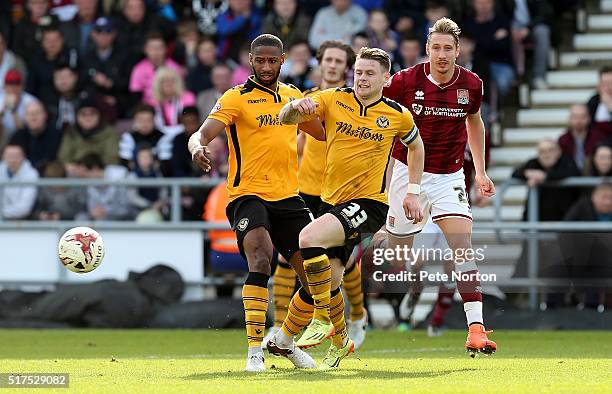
[406,183,421,195]
[188,134,203,156]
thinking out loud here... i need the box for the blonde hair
[152,67,185,102]
[427,17,461,47]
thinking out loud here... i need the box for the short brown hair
[427,17,461,47]
[356,47,391,72]
[316,40,356,69]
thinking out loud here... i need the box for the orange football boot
[465,323,497,357]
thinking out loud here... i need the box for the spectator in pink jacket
[151,66,196,131]
[129,32,183,106]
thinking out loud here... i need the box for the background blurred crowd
[1,0,611,312]
[0,0,608,226]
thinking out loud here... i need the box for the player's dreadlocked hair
[427,17,461,47]
[356,47,391,73]
[251,34,283,53]
[316,40,356,69]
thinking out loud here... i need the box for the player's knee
[299,227,321,248]
[244,245,273,273]
[372,231,389,249]
[449,238,472,253]
[441,229,469,248]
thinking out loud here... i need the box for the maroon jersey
[384,62,483,174]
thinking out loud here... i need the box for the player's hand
[475,173,496,197]
[291,97,318,115]
[402,193,423,224]
[192,145,212,172]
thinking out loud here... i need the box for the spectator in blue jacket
[216,0,262,61]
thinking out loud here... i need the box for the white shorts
[386,160,472,237]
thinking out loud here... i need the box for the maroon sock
[430,284,455,327]
[456,269,483,303]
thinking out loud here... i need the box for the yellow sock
[330,288,348,348]
[242,283,269,347]
[343,261,365,321]
[281,288,314,336]
[303,251,332,323]
[272,262,297,327]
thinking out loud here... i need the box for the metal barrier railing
[493,176,612,308]
[0,177,223,223]
[0,177,611,309]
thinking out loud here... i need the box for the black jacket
[26,47,78,105]
[115,13,175,68]
[9,125,62,173]
[80,46,130,112]
[512,155,581,221]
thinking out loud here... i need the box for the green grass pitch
[0,329,610,393]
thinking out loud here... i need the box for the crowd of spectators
[0,0,593,224]
[512,66,612,223]
[509,65,612,309]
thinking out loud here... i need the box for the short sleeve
[311,89,333,121]
[383,71,405,102]
[207,89,240,125]
[469,78,484,114]
[398,108,419,146]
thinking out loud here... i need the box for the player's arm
[188,118,226,172]
[403,131,425,224]
[189,90,240,172]
[280,97,325,140]
[279,97,318,124]
[298,118,325,141]
[466,110,495,197]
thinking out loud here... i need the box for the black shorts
[299,192,323,217]
[319,198,388,264]
[226,195,313,261]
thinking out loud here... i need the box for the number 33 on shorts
[341,203,368,227]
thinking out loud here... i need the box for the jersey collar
[352,90,384,117]
[245,75,282,103]
[423,62,461,89]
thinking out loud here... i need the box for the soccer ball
[58,227,105,273]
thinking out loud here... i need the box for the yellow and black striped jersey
[298,86,326,196]
[208,76,304,202]
[311,87,418,205]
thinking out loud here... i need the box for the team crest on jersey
[415,90,424,100]
[412,103,423,115]
[211,100,221,114]
[236,218,249,231]
[457,89,469,105]
[376,116,389,128]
